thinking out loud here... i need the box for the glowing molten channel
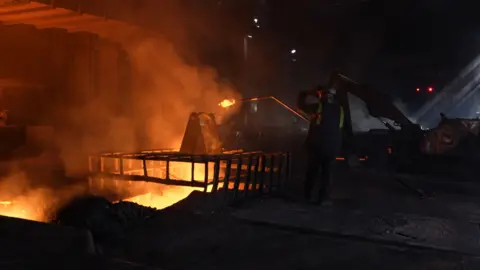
[122,187,203,210]
[112,161,222,210]
[0,158,225,221]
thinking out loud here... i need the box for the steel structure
[88,149,291,203]
[0,0,147,41]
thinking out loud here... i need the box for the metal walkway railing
[88,150,292,205]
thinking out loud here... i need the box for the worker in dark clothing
[297,85,344,204]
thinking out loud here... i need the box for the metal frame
[88,150,292,202]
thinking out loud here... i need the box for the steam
[124,37,241,150]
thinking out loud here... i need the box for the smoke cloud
[0,169,86,221]
[124,36,241,150]
[52,7,242,174]
[0,1,242,220]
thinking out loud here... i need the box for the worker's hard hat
[328,87,337,95]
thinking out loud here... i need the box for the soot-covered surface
[100,207,480,270]
[41,167,480,270]
[53,195,159,242]
[96,178,480,270]
[0,254,161,270]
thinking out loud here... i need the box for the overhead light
[247,34,253,39]
[253,17,259,24]
[291,49,297,54]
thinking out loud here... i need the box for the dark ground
[98,165,480,270]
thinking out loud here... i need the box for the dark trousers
[305,151,334,201]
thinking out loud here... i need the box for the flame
[218,99,236,108]
[0,171,86,222]
[0,175,50,221]
[0,154,230,221]
[0,199,45,221]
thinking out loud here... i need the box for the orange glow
[0,201,34,220]
[0,171,86,222]
[0,161,222,221]
[335,156,367,161]
[121,182,257,210]
[0,192,52,222]
[121,187,202,210]
[0,161,219,221]
[0,0,247,221]
[219,99,236,108]
[98,160,228,210]
[119,159,224,181]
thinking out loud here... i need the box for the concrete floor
[100,168,480,270]
[101,210,478,270]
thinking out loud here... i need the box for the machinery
[219,72,480,179]
[324,72,425,169]
[420,115,480,177]
[219,73,424,167]
[218,96,309,152]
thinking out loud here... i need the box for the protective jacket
[297,90,344,157]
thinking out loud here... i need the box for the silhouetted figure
[297,86,344,204]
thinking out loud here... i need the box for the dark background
[164,0,480,112]
[35,0,480,114]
